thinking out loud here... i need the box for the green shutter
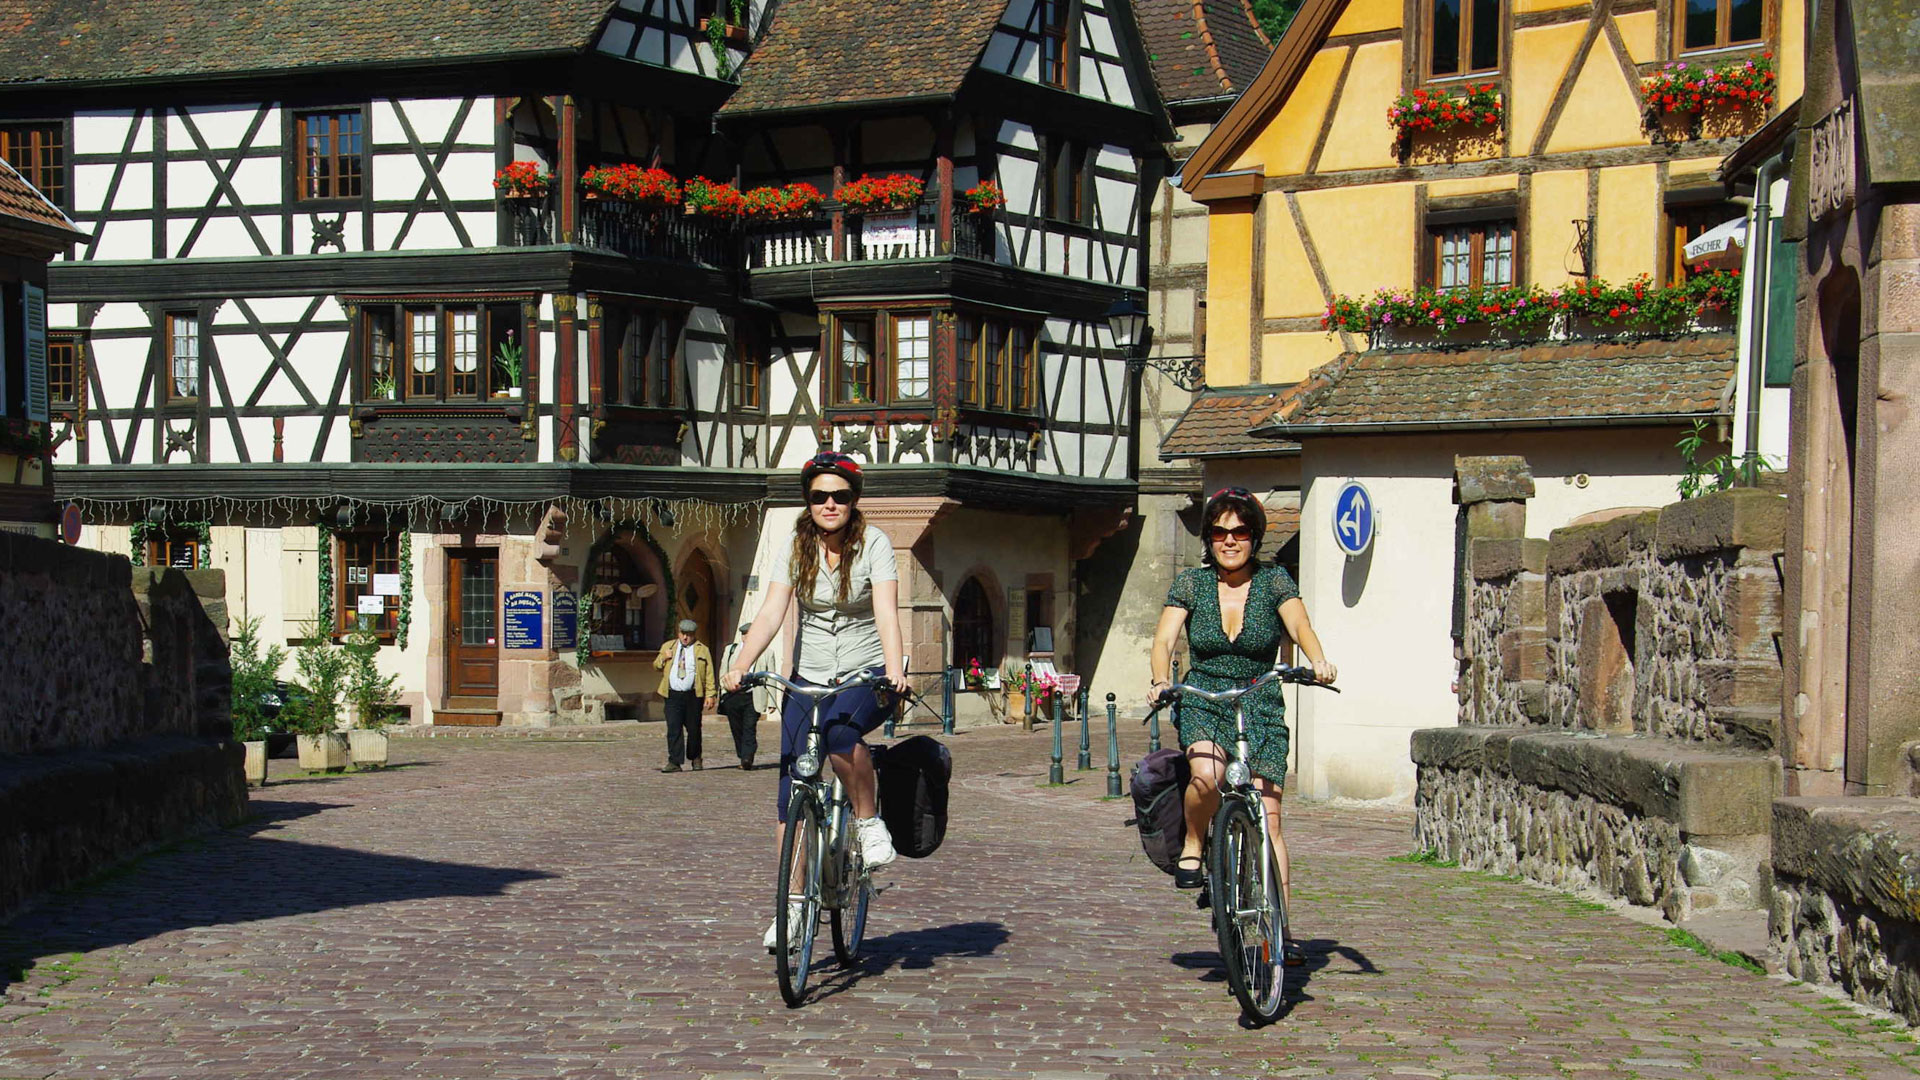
[1765,235,1799,388]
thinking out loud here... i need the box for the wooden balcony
[745,203,998,269]
[501,197,739,269]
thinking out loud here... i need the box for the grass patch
[1664,926,1765,973]
[1388,849,1459,868]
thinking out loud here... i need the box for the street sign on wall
[1332,481,1376,557]
[503,590,544,650]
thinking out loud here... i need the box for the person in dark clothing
[719,624,764,769]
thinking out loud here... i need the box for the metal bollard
[1049,688,1064,785]
[1105,693,1121,797]
[941,666,955,735]
[1022,663,1035,732]
[1076,686,1091,770]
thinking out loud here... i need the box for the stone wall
[1771,799,1920,1023]
[1418,459,1787,918]
[0,532,244,920]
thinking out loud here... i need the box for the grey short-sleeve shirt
[770,524,897,682]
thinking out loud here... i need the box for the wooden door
[680,548,719,647]
[447,549,499,703]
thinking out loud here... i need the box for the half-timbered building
[1161,0,1804,799]
[3,0,1173,726]
[0,160,84,537]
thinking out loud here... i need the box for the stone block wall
[0,532,244,920]
[1420,460,1787,918]
[1771,798,1920,1023]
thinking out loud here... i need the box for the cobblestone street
[2,725,1915,1080]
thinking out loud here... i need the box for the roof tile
[1136,0,1271,105]
[720,0,1007,115]
[1160,384,1303,458]
[0,158,81,238]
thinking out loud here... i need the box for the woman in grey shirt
[724,452,909,951]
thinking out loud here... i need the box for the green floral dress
[1164,564,1300,786]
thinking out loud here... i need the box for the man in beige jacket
[654,619,717,772]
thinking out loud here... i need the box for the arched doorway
[679,548,721,648]
[952,576,996,672]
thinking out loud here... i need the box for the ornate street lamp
[1105,296,1206,392]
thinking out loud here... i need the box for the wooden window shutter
[23,282,47,423]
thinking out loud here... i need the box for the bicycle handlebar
[741,668,886,701]
[1146,665,1340,722]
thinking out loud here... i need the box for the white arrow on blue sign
[1332,481,1376,557]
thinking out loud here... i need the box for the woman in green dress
[1149,487,1336,964]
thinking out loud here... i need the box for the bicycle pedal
[871,880,895,895]
[1195,886,1211,910]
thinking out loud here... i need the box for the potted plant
[343,620,401,769]
[369,373,397,401]
[1641,52,1776,135]
[581,164,682,209]
[1388,83,1504,158]
[285,618,350,772]
[964,656,987,690]
[837,173,925,215]
[960,180,1006,213]
[1003,663,1030,721]
[683,176,747,219]
[493,331,525,399]
[494,161,553,200]
[230,615,286,787]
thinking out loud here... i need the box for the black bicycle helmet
[801,450,864,498]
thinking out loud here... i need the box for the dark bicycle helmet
[1202,486,1267,560]
[801,450,864,497]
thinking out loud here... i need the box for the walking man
[654,619,717,772]
[719,624,766,769]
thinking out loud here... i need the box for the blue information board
[551,588,577,650]
[503,590,544,650]
[1332,481,1376,557]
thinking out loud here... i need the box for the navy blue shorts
[775,667,892,822]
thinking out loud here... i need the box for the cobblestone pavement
[3,723,1917,1079]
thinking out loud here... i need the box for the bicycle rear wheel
[1209,794,1287,1024]
[830,804,870,966]
[775,788,825,1007]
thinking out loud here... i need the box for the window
[336,532,401,637]
[1009,325,1035,410]
[957,316,981,406]
[1045,139,1088,223]
[145,528,202,570]
[295,110,364,201]
[952,577,996,670]
[47,334,79,407]
[892,315,930,399]
[1427,0,1500,79]
[836,316,876,405]
[1429,220,1515,292]
[1039,0,1071,88]
[734,323,765,411]
[1677,0,1764,52]
[0,123,64,208]
[167,313,200,399]
[368,303,519,402]
[604,304,682,408]
[1667,202,1740,286]
[588,538,665,650]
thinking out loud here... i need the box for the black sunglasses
[808,489,854,506]
[1206,525,1254,543]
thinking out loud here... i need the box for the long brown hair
[790,504,868,604]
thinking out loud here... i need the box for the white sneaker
[764,903,805,953]
[854,816,898,869]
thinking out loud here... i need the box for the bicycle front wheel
[775,788,826,1007]
[830,805,870,966]
[1209,794,1288,1024]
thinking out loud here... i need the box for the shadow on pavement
[1172,936,1381,1016]
[805,920,1011,1001]
[0,798,555,995]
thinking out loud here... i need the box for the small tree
[343,621,402,729]
[229,616,287,743]
[282,618,348,737]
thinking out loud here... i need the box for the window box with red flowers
[1641,52,1776,131]
[743,182,825,221]
[682,176,746,219]
[960,180,1007,214]
[836,173,925,215]
[1388,84,1505,157]
[1322,271,1742,343]
[494,162,553,200]
[581,164,682,208]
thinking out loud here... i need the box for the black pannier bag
[1126,748,1190,874]
[872,735,952,859]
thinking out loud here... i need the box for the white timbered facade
[5,0,1171,726]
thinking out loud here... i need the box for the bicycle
[1148,665,1339,1025]
[741,668,892,1007]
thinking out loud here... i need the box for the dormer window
[1040,0,1071,88]
[1426,0,1501,79]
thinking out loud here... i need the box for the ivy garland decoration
[396,533,415,650]
[127,518,212,568]
[315,518,335,632]
[575,589,593,667]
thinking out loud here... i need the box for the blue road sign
[1332,481,1376,557]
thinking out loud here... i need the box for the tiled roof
[0,1,616,84]
[0,158,82,239]
[1159,384,1304,459]
[719,0,1007,116]
[1137,0,1271,105]
[1258,335,1738,435]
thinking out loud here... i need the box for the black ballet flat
[1173,856,1205,890]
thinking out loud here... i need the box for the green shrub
[282,619,347,737]
[228,616,286,743]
